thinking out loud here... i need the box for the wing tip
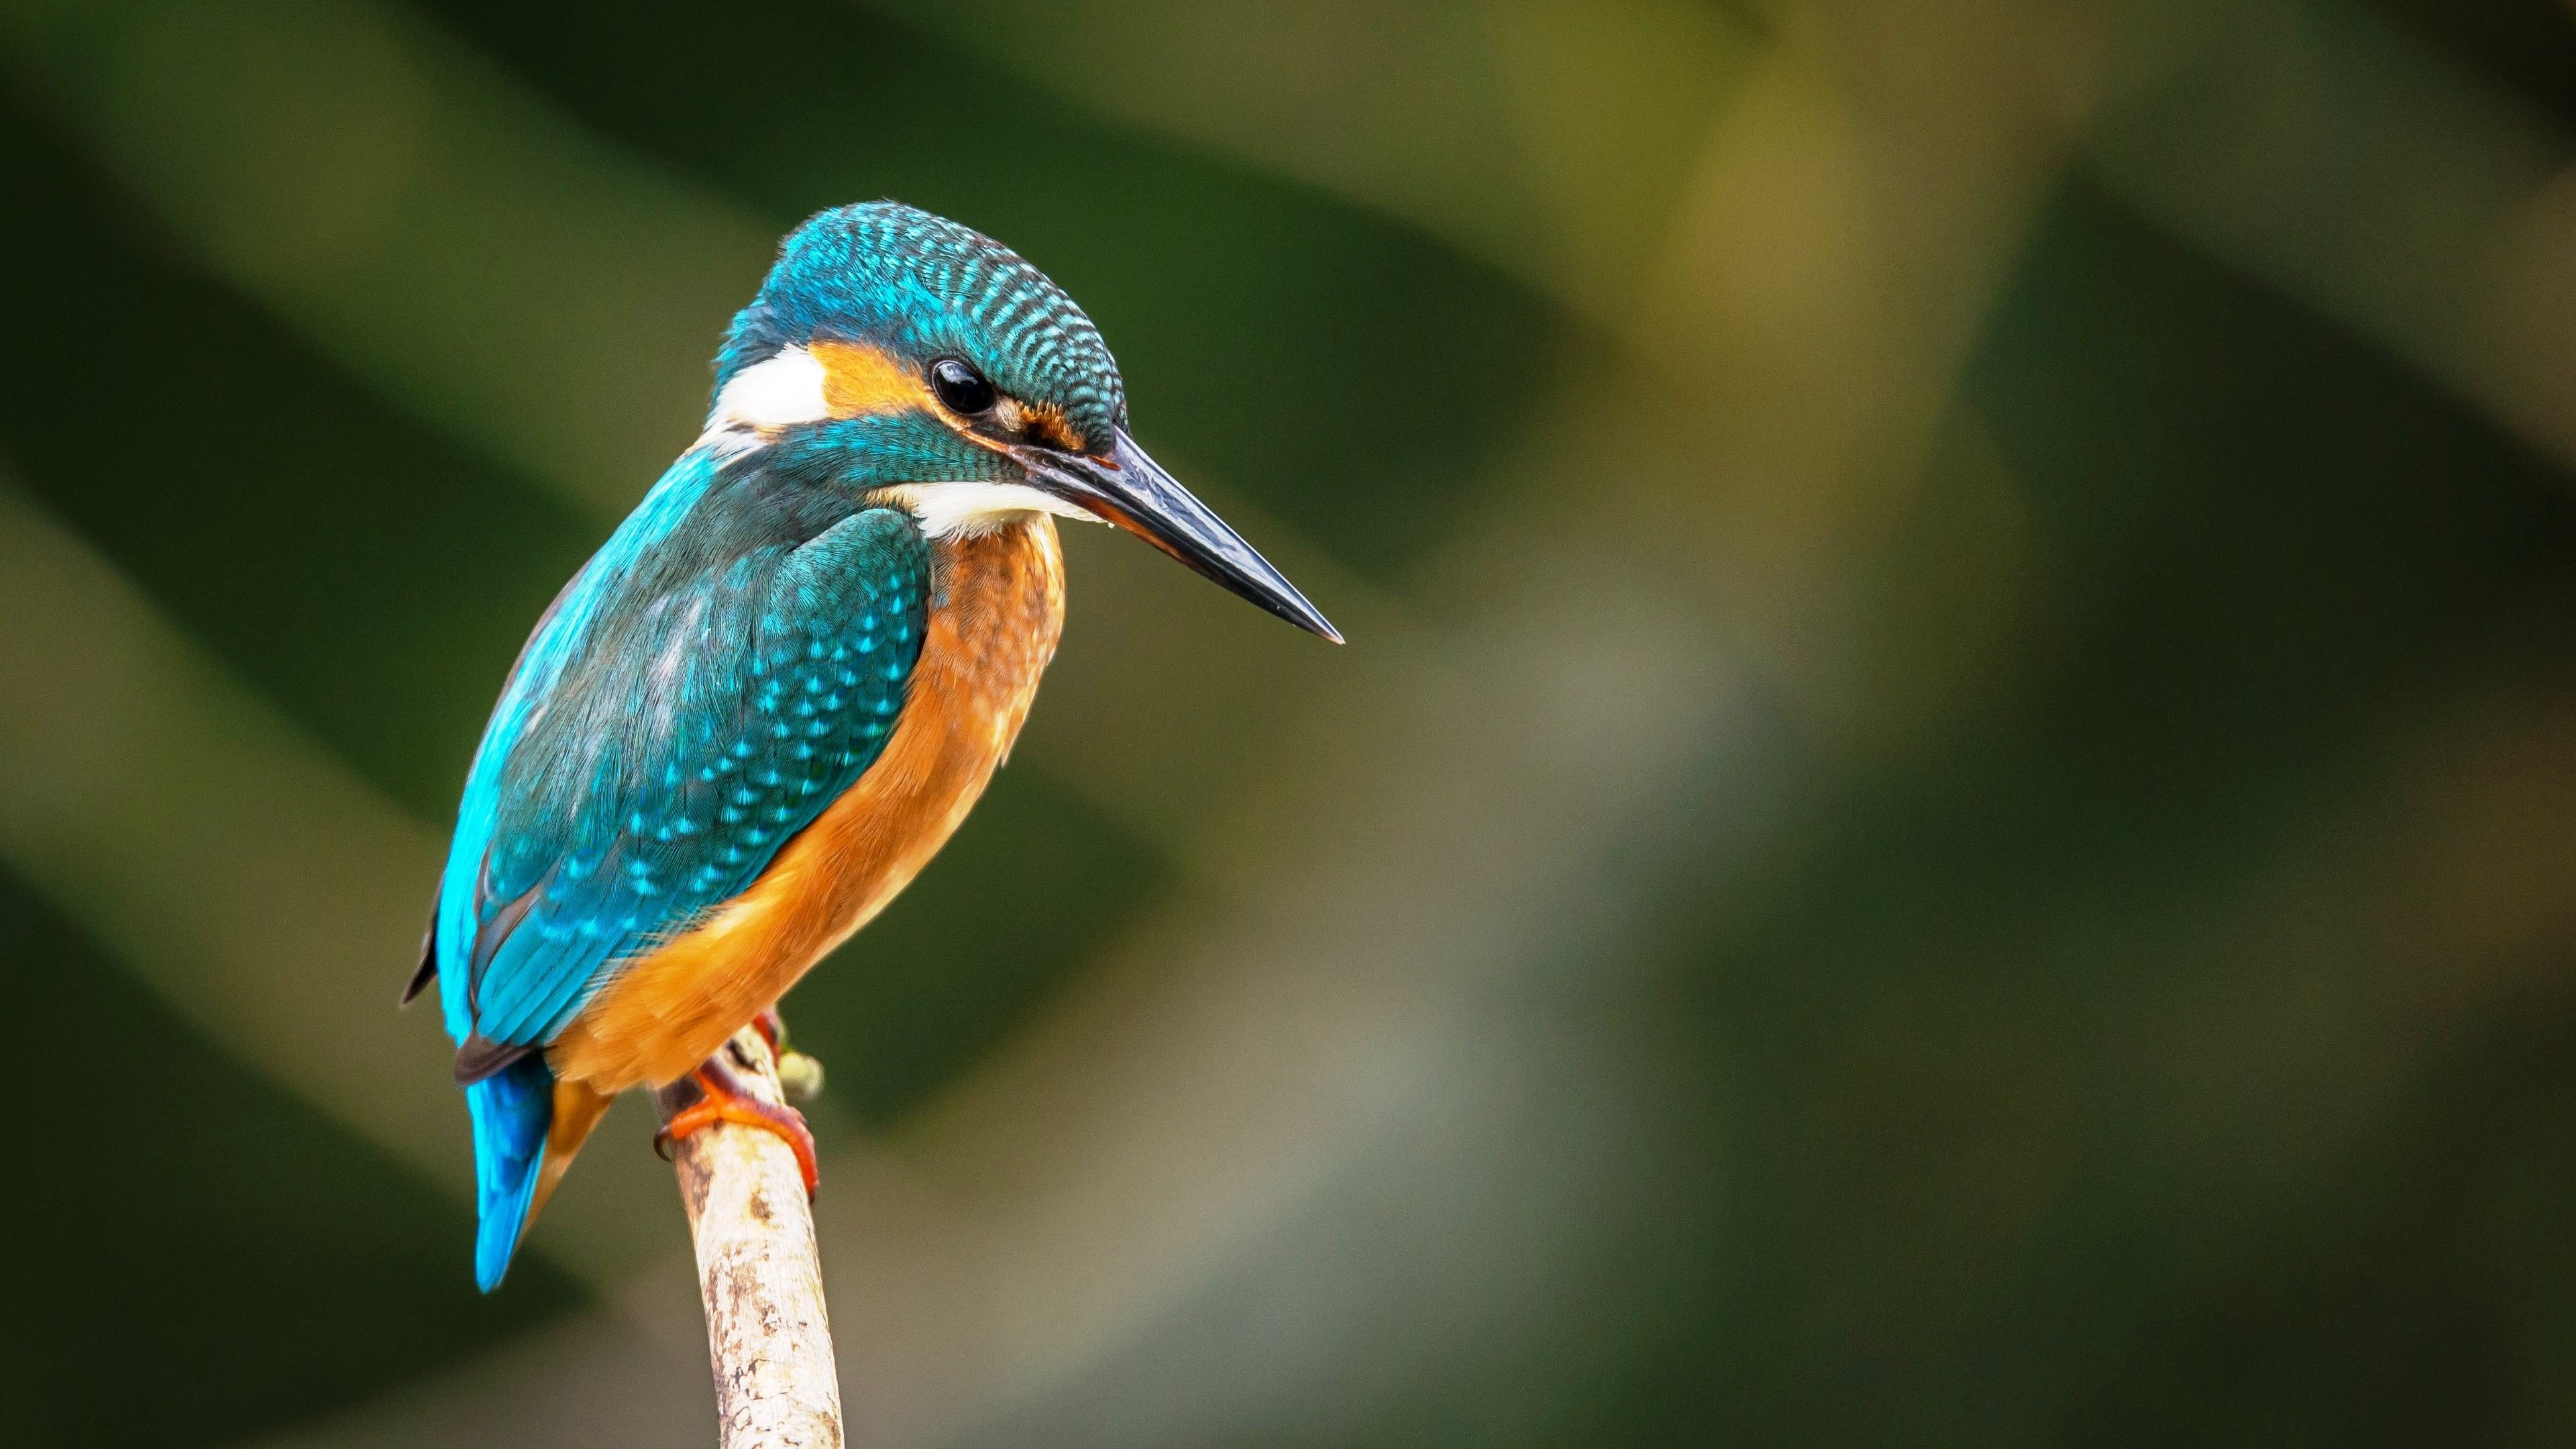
[454,1034,537,1086]
[400,893,439,1007]
[399,953,437,1008]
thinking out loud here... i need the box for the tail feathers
[466,1054,553,1291]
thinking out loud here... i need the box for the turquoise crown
[716,202,1127,448]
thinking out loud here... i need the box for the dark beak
[1020,428,1342,643]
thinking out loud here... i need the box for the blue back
[433,451,929,1057]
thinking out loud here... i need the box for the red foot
[654,1054,818,1198]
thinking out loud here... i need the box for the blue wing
[431,451,930,1064]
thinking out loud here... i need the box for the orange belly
[546,515,1067,1093]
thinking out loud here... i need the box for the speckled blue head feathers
[717,202,1126,449]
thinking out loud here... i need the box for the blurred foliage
[7,2,2576,1447]
[423,0,1569,579]
[0,880,582,1446]
[1643,182,2576,1444]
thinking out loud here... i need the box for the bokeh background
[7,0,2576,1444]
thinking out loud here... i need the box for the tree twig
[655,1027,842,1448]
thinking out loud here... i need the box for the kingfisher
[403,201,1337,1289]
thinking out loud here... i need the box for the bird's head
[706,201,1338,642]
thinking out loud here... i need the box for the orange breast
[547,515,1067,1093]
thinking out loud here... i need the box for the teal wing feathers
[431,459,929,1070]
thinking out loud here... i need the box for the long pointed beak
[1021,429,1342,643]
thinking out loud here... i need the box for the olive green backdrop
[5,1,2576,1445]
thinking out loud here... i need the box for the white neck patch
[696,345,830,455]
[877,482,1102,539]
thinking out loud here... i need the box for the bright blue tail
[464,1055,553,1291]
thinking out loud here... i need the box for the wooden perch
[656,1027,842,1449]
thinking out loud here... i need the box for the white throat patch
[879,482,1101,539]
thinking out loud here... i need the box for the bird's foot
[653,1049,820,1199]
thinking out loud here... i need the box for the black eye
[929,358,997,415]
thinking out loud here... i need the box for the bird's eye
[929,359,998,415]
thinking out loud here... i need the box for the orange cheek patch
[809,339,934,418]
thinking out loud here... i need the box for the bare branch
[657,1028,843,1449]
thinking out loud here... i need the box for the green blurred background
[7,0,2576,1444]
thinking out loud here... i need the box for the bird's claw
[653,1053,820,1198]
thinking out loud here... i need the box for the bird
[403,201,1338,1290]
